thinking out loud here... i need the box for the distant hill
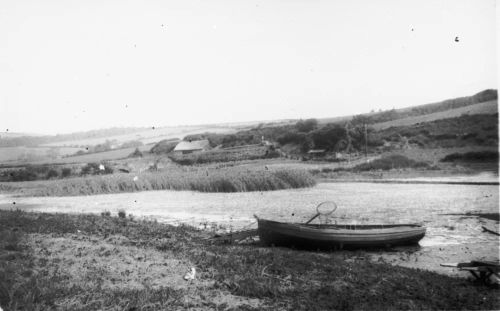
[1,89,496,151]
[177,89,498,156]
[318,89,498,126]
[0,127,148,148]
[0,132,43,139]
[372,100,497,130]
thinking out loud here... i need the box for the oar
[305,213,320,224]
[305,201,338,224]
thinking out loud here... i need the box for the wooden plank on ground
[482,225,500,236]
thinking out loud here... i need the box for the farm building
[335,152,345,159]
[173,139,210,154]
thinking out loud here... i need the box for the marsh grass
[352,154,432,172]
[11,167,316,196]
[0,210,498,311]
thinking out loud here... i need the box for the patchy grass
[352,154,432,172]
[0,210,498,310]
[441,151,499,162]
[4,166,316,196]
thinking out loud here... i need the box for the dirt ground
[26,232,263,309]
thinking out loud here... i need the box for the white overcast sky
[0,0,497,135]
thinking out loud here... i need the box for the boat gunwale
[257,218,425,231]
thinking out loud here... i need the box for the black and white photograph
[0,0,498,310]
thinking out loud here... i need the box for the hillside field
[40,126,238,147]
[0,146,85,164]
[373,100,498,130]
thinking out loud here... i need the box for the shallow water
[1,182,498,248]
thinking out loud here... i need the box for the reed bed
[17,167,316,196]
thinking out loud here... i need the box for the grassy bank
[351,154,432,172]
[169,146,280,165]
[5,166,316,196]
[1,210,498,310]
[308,154,435,178]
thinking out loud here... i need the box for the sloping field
[40,144,154,165]
[0,144,154,166]
[317,115,353,125]
[0,132,43,139]
[0,146,85,164]
[372,100,498,130]
[41,126,237,147]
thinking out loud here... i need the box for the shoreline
[320,178,499,185]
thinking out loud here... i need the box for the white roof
[174,139,210,151]
[308,149,326,153]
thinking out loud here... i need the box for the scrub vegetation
[440,151,499,163]
[351,154,433,172]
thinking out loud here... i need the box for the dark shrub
[81,163,99,175]
[129,148,143,158]
[474,137,485,144]
[434,133,457,140]
[367,136,384,147]
[61,168,72,178]
[309,125,345,151]
[46,169,59,179]
[461,133,478,140]
[264,149,281,158]
[296,119,318,132]
[441,151,499,162]
[10,167,38,181]
[277,132,308,146]
[408,134,429,147]
[104,165,114,174]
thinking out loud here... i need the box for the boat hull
[257,218,426,250]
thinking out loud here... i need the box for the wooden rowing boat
[256,217,426,250]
